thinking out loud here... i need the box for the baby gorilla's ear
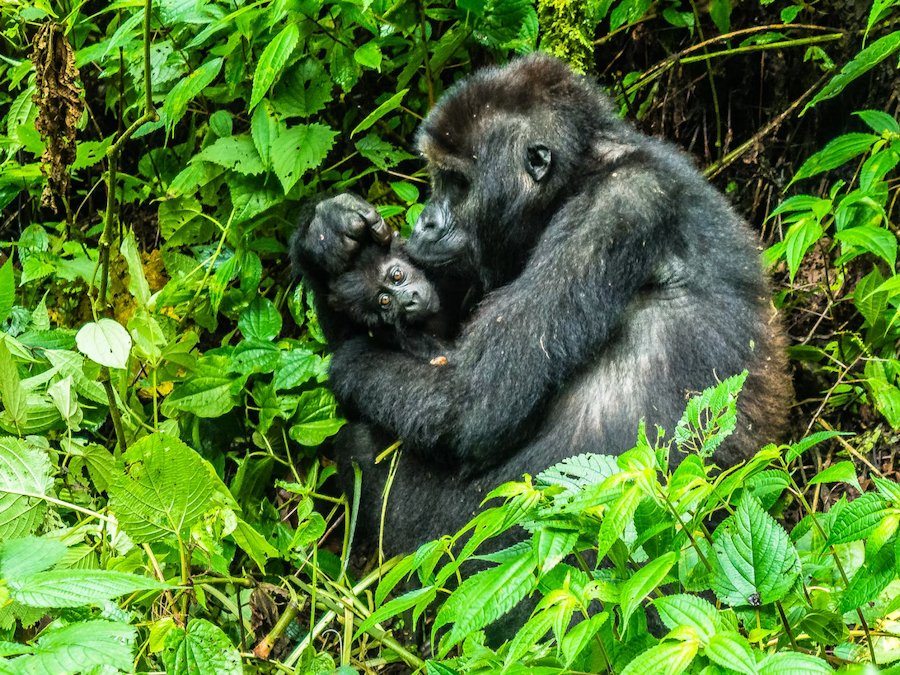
[525,143,552,182]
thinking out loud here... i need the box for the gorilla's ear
[525,144,552,182]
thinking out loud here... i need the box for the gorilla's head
[328,239,441,330]
[407,53,625,288]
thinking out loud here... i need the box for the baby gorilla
[328,238,453,362]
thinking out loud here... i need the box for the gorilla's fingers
[369,213,392,246]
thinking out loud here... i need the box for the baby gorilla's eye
[378,293,392,309]
[390,267,404,284]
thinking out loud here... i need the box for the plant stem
[102,368,128,455]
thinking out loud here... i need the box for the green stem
[101,368,128,455]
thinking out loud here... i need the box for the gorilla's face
[370,255,441,325]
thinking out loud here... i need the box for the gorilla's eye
[378,293,391,308]
[390,267,405,284]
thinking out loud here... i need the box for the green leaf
[597,484,641,560]
[163,364,244,418]
[0,437,52,539]
[250,23,300,110]
[0,340,27,431]
[620,551,676,628]
[273,349,321,390]
[839,542,895,612]
[355,586,436,639]
[272,59,332,119]
[238,297,282,341]
[120,229,151,307]
[533,527,578,576]
[834,224,897,267]
[619,640,698,675]
[711,496,801,607]
[194,135,265,176]
[351,89,408,136]
[12,621,136,674]
[271,123,337,193]
[674,371,747,456]
[0,536,65,579]
[790,133,880,185]
[288,388,345,446]
[804,31,900,113]
[108,433,234,543]
[653,594,717,644]
[75,318,132,369]
[0,256,14,325]
[827,492,890,545]
[758,651,832,674]
[231,519,279,572]
[163,57,223,132]
[354,41,382,70]
[9,569,168,608]
[785,430,849,462]
[808,461,862,492]
[162,619,242,675]
[251,101,282,168]
[855,109,900,134]
[434,549,536,654]
[705,632,757,675]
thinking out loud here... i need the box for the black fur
[291,54,791,558]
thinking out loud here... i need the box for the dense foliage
[0,0,898,673]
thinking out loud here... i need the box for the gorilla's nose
[413,209,445,242]
[404,290,421,310]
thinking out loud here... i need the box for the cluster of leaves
[358,374,900,673]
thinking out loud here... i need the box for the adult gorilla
[292,53,790,556]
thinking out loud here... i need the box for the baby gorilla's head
[329,239,441,330]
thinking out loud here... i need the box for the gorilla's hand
[296,194,391,276]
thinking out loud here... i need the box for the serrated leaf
[14,621,136,674]
[238,297,282,341]
[534,527,578,576]
[250,23,300,110]
[272,59,332,118]
[273,349,320,390]
[839,542,895,612]
[705,632,757,675]
[355,586,436,639]
[163,619,241,675]
[120,229,151,307]
[351,89,408,136]
[251,101,282,168]
[711,496,801,607]
[0,339,26,430]
[758,651,832,674]
[163,57,223,132]
[834,224,897,267]
[597,484,641,560]
[619,640,698,675]
[0,256,14,325]
[809,461,862,492]
[75,318,132,369]
[271,123,337,193]
[194,135,265,176]
[9,569,168,608]
[856,109,900,134]
[790,133,880,185]
[354,41,382,70]
[0,437,52,539]
[653,594,717,644]
[804,31,900,113]
[434,549,536,654]
[288,388,345,446]
[0,536,65,579]
[785,430,849,462]
[620,551,676,628]
[827,492,890,545]
[108,433,234,543]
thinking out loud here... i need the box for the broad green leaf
[162,619,241,675]
[230,519,279,572]
[839,542,895,612]
[0,340,26,431]
[653,594,717,644]
[163,57,223,132]
[808,461,862,492]
[11,621,136,674]
[674,371,746,456]
[711,496,801,607]
[533,527,578,576]
[785,430,849,462]
[619,640,698,675]
[804,31,900,113]
[271,124,337,193]
[560,612,608,667]
[0,437,52,539]
[194,135,265,176]
[108,433,234,543]
[9,569,167,608]
[272,59,332,118]
[288,389,345,446]
[705,632,757,675]
[47,376,81,429]
[273,349,321,390]
[859,147,899,192]
[120,230,151,307]
[827,492,890,545]
[597,484,641,560]
[163,363,244,419]
[238,297,282,341]
[231,340,280,375]
[434,549,536,654]
[790,133,880,185]
[75,318,132,369]
[351,89,408,136]
[619,551,676,628]
[856,109,900,134]
[0,537,65,579]
[251,101,281,168]
[355,586,436,639]
[354,41,382,70]
[758,651,832,674]
[834,224,897,267]
[250,23,300,110]
[0,257,14,325]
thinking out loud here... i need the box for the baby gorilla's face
[373,256,440,325]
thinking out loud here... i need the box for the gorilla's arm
[328,165,672,469]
